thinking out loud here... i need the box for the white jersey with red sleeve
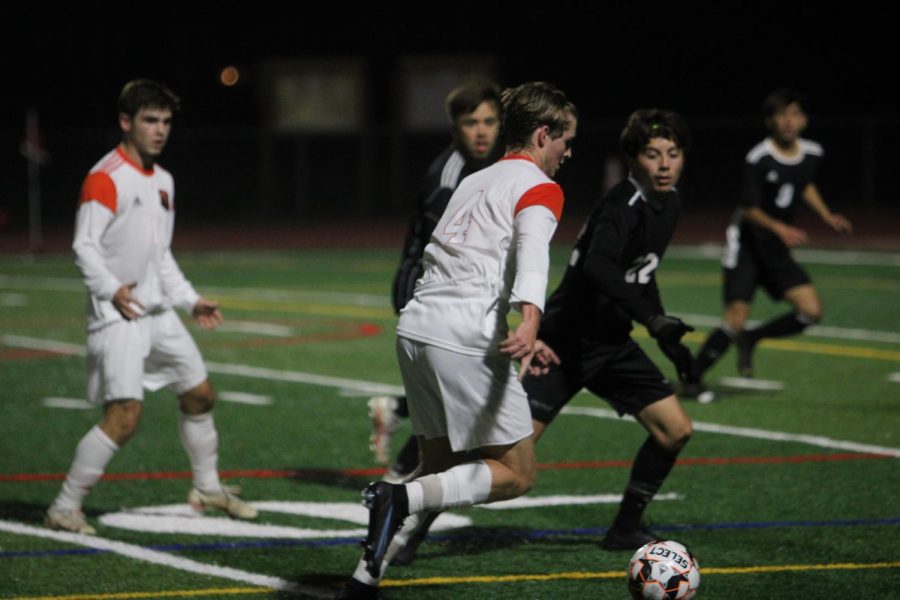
[73,146,199,332]
[396,154,563,356]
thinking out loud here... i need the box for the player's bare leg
[355,435,535,583]
[740,284,821,377]
[604,395,692,550]
[45,399,141,534]
[179,380,256,520]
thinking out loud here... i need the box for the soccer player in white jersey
[44,80,255,535]
[339,82,577,598]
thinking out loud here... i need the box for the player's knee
[798,308,822,325]
[102,400,143,444]
[656,419,692,453]
[179,381,215,414]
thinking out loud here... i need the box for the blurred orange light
[220,66,240,87]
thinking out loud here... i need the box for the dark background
[2,3,896,244]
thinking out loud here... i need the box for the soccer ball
[627,540,700,600]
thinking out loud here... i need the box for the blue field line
[2,517,898,560]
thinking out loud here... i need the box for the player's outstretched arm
[192,298,223,330]
[802,184,853,234]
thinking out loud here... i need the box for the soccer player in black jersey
[522,109,696,550]
[690,89,852,389]
[368,79,502,479]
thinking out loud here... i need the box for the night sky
[6,3,893,128]
[3,3,894,231]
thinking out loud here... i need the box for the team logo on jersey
[159,191,170,210]
[766,170,779,183]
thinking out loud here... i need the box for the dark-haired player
[691,89,852,387]
[44,80,255,535]
[368,78,502,478]
[522,109,695,550]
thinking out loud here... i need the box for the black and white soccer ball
[627,539,701,599]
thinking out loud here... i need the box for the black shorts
[523,339,674,425]
[723,230,811,303]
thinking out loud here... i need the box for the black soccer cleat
[361,481,409,578]
[334,577,378,599]
[391,510,440,567]
[680,381,716,404]
[601,525,660,551]
[736,332,756,378]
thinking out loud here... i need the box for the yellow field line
[13,562,898,599]
[218,296,900,362]
[634,330,900,363]
[379,561,900,587]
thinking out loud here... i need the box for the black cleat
[391,511,440,567]
[361,481,409,579]
[736,333,756,378]
[334,578,378,599]
[601,525,660,551]
[680,381,716,404]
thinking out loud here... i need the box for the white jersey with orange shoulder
[73,147,199,331]
[397,154,563,355]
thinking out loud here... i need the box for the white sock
[53,425,119,511]
[407,461,493,512]
[436,461,492,508]
[178,411,220,492]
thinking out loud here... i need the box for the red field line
[1,453,891,483]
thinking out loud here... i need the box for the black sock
[392,435,420,475]
[612,437,681,532]
[694,327,735,378]
[395,396,409,418]
[744,312,809,345]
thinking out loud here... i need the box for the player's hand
[646,314,694,344]
[112,282,144,321]
[774,223,808,247]
[657,340,695,383]
[192,298,223,330]
[825,213,853,234]
[525,339,561,378]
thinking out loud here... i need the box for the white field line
[4,335,895,455]
[42,397,93,410]
[0,519,322,596]
[888,373,900,383]
[718,377,785,391]
[1,335,86,356]
[205,361,405,397]
[4,273,897,345]
[218,391,273,406]
[666,245,900,267]
[216,321,296,337]
[481,492,680,511]
[561,406,900,458]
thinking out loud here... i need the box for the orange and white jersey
[73,146,199,331]
[397,155,563,355]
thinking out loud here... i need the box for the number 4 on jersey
[443,191,483,244]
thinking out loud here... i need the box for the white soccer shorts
[396,336,533,452]
[85,310,208,403]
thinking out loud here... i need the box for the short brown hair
[501,82,576,151]
[118,79,181,118]
[619,109,691,158]
[445,78,501,123]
